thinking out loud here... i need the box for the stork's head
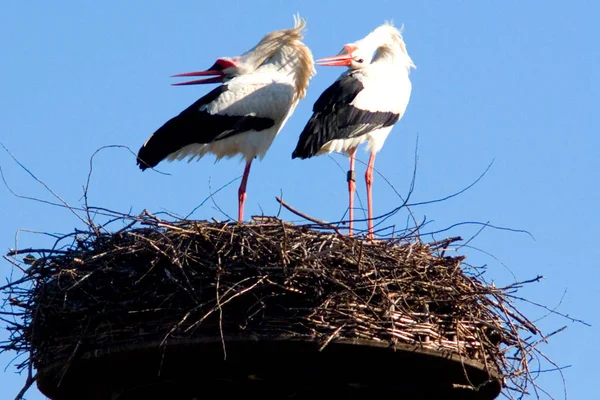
[316,22,416,72]
[315,43,373,70]
[364,22,416,71]
[171,57,253,86]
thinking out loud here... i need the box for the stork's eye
[356,58,364,63]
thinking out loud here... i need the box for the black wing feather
[292,73,399,159]
[137,85,275,170]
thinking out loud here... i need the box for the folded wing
[292,73,399,159]
[137,84,276,170]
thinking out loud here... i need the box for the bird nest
[1,211,560,399]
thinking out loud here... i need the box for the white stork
[137,15,315,221]
[292,23,415,238]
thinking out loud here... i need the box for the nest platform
[36,337,500,400]
[2,214,544,399]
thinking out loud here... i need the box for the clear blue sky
[1,1,598,398]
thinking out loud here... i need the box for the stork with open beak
[137,15,315,222]
[292,23,415,239]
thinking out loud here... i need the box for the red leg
[347,148,357,235]
[238,160,253,222]
[365,153,376,239]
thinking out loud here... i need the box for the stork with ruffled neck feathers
[137,15,315,222]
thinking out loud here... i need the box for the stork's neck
[263,44,314,101]
[265,46,304,76]
[373,46,414,73]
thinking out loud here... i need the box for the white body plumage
[167,70,297,163]
[318,60,413,156]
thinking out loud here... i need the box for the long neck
[263,44,314,101]
[373,46,414,73]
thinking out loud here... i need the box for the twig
[13,372,37,400]
[1,141,89,227]
[275,196,343,235]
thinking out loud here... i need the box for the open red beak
[171,61,226,86]
[171,70,224,86]
[316,45,357,67]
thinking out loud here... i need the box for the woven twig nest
[2,213,546,399]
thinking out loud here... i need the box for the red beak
[316,45,357,67]
[170,69,224,86]
[171,60,227,85]
[316,54,352,67]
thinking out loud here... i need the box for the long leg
[365,153,376,239]
[238,159,253,222]
[347,148,357,235]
